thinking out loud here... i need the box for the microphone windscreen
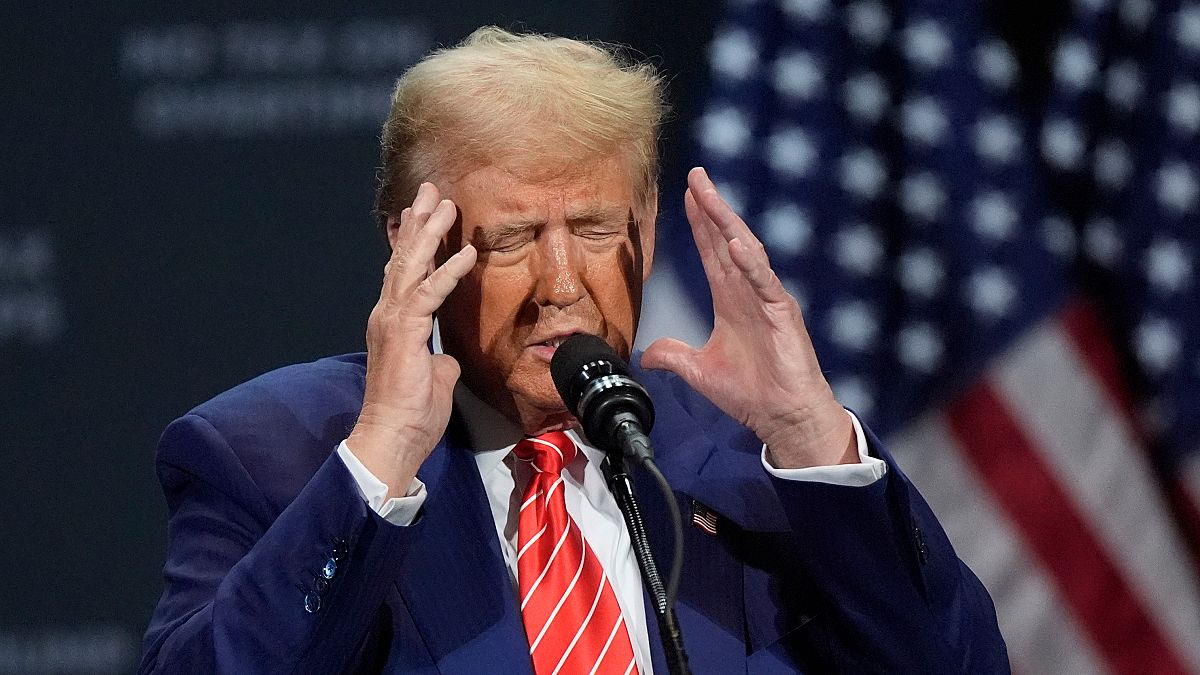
[550,334,629,408]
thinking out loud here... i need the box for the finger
[388,199,458,297]
[409,182,442,223]
[381,187,427,295]
[729,237,790,303]
[685,172,738,274]
[640,337,703,385]
[686,185,734,269]
[392,182,442,251]
[408,198,458,274]
[410,244,477,314]
[383,207,413,255]
[688,167,762,250]
[684,188,727,282]
[381,204,426,299]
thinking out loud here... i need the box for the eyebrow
[472,206,629,248]
[566,205,628,225]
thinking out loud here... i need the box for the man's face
[433,155,656,430]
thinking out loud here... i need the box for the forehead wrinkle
[474,201,628,229]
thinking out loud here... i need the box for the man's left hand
[642,167,857,469]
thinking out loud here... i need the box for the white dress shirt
[337,382,883,674]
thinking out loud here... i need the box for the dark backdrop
[0,2,1059,671]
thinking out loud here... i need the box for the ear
[385,215,402,251]
[639,188,658,283]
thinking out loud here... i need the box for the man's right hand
[346,182,477,499]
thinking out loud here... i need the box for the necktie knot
[513,431,577,475]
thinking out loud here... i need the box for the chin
[504,381,574,435]
[523,383,569,412]
[506,368,567,409]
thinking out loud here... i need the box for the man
[140,27,1007,673]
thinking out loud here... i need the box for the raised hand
[642,168,856,469]
[346,182,478,497]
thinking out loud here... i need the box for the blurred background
[2,0,1199,672]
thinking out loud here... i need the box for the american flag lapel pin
[691,500,719,536]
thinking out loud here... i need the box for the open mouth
[528,332,586,361]
[536,335,574,348]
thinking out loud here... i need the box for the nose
[533,224,586,308]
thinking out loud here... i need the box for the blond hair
[374,26,667,226]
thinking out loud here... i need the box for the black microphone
[550,334,691,675]
[550,334,655,464]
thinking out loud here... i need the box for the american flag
[672,0,1200,672]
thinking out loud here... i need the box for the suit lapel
[392,427,532,675]
[646,401,791,534]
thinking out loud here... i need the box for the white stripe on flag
[891,414,1111,675]
[992,321,1200,671]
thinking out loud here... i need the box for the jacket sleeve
[763,421,1009,673]
[138,413,410,674]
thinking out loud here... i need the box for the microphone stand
[603,420,690,675]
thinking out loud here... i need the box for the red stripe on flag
[945,381,1191,675]
[1060,300,1200,575]
[1058,300,1136,422]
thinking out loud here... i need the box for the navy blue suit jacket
[140,352,1008,673]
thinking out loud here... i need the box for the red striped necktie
[513,431,639,675]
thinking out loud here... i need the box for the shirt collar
[453,381,523,474]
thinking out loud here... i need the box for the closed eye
[576,227,622,240]
[475,224,537,253]
[486,234,534,252]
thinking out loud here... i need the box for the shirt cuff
[760,409,887,487]
[336,440,428,526]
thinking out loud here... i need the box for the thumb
[431,353,462,390]
[641,338,702,386]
